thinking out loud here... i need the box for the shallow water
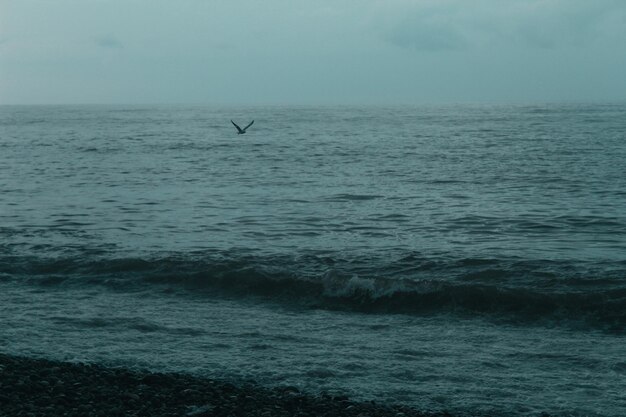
[1,104,625,416]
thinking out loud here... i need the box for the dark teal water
[1,104,625,416]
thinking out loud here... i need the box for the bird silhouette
[231,120,254,134]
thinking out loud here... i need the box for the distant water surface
[1,104,625,416]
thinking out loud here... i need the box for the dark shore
[0,354,455,417]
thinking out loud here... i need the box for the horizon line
[2,99,626,107]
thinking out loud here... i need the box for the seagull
[231,120,254,134]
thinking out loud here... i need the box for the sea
[1,104,625,416]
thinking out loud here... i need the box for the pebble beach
[0,354,459,417]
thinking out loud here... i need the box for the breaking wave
[2,252,625,331]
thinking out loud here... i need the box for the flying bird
[231,120,254,134]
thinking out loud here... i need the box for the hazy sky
[1,0,625,104]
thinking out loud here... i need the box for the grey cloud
[381,0,626,52]
[506,1,624,49]
[386,19,467,51]
[94,36,123,49]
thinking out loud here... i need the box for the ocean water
[1,104,625,416]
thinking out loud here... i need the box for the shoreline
[0,354,456,417]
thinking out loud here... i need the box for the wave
[47,316,205,336]
[2,252,625,331]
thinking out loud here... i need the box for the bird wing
[231,120,244,133]
[243,120,254,131]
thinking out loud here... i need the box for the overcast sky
[1,0,625,105]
